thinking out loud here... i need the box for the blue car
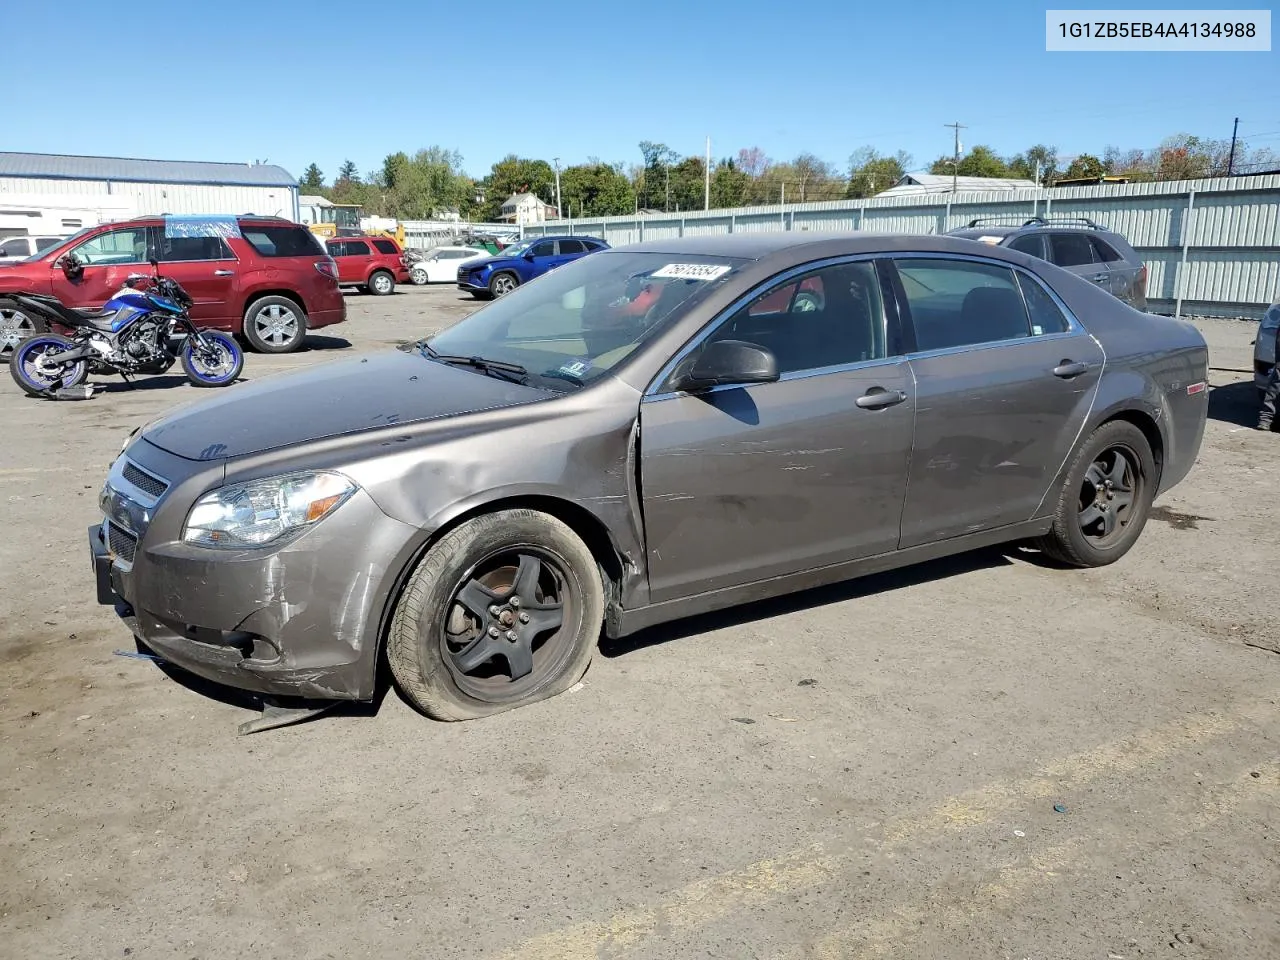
[457,235,610,299]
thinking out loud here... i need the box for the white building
[879,173,1039,197]
[498,192,559,225]
[0,152,300,227]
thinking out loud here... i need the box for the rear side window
[372,239,398,255]
[1048,233,1097,267]
[242,225,325,258]
[1008,234,1045,259]
[557,239,586,255]
[582,240,604,251]
[1090,236,1124,262]
[1015,272,1072,335]
[158,234,233,261]
[894,258,1032,351]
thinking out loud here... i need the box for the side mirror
[672,340,779,393]
[58,254,84,280]
[523,251,536,261]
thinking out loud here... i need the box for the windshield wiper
[418,341,528,384]
[538,369,587,390]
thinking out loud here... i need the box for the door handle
[213,269,235,277]
[855,388,908,410]
[1053,360,1089,379]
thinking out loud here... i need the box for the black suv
[948,217,1147,311]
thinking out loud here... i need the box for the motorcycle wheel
[9,334,88,397]
[182,331,243,387]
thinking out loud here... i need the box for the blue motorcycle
[8,255,243,397]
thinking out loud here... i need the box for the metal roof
[881,173,1040,197]
[0,152,297,187]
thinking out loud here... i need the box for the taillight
[315,259,338,279]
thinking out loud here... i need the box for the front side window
[895,258,1031,351]
[0,238,30,257]
[529,241,555,258]
[424,252,747,391]
[690,261,887,377]
[1048,232,1097,267]
[72,227,149,266]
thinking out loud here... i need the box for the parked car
[946,217,1148,311]
[0,235,67,263]
[410,245,492,285]
[457,235,609,298]
[0,216,344,355]
[91,232,1208,726]
[325,235,410,295]
[1255,295,1279,395]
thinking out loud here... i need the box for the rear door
[331,239,371,283]
[553,238,588,270]
[49,225,152,308]
[152,228,238,325]
[1088,235,1136,304]
[890,255,1104,548]
[1046,231,1110,292]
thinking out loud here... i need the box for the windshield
[495,242,531,258]
[423,251,747,391]
[23,227,93,261]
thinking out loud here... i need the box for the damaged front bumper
[91,457,422,702]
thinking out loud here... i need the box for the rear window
[242,225,325,258]
[372,238,399,255]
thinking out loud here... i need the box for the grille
[123,461,168,499]
[107,522,138,565]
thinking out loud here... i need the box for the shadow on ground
[1208,379,1264,429]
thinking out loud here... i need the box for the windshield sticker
[558,359,591,378]
[651,263,732,281]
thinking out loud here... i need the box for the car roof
[526,235,607,244]
[610,231,1040,263]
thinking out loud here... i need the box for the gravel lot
[1,285,1277,960]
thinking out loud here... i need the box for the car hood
[464,253,519,270]
[142,349,552,461]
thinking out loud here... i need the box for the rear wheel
[1036,420,1156,567]
[243,296,306,353]
[9,334,87,397]
[0,299,45,362]
[388,509,604,721]
[369,270,395,296]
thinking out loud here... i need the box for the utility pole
[664,161,670,212]
[1227,117,1239,176]
[704,136,711,211]
[552,157,562,219]
[944,121,967,193]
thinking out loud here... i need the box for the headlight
[182,471,356,548]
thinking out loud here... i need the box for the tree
[929,145,1010,179]
[479,155,556,220]
[299,163,324,192]
[559,162,634,217]
[336,159,359,183]
[638,141,681,210]
[846,148,910,198]
[1007,144,1058,184]
[710,158,750,208]
[1062,153,1105,181]
[735,147,770,179]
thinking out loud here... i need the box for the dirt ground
[1,285,1276,960]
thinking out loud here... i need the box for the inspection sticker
[558,359,591,377]
[652,263,732,281]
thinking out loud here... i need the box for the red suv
[325,235,410,295]
[0,215,345,354]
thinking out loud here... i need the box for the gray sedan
[91,233,1209,725]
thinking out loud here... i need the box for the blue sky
[6,0,1277,181]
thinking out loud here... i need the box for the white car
[409,245,492,284]
[0,235,67,263]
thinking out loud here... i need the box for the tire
[9,334,87,397]
[488,271,519,298]
[388,509,604,721]
[181,331,244,387]
[1035,420,1156,567]
[369,271,395,296]
[410,268,428,286]
[242,296,306,354]
[0,299,46,363]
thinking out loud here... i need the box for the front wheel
[1035,420,1156,567]
[488,271,518,298]
[410,267,429,285]
[10,334,87,397]
[182,331,243,387]
[388,509,604,721]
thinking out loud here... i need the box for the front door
[152,228,238,326]
[640,259,915,602]
[524,239,558,280]
[890,256,1105,548]
[49,225,153,309]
